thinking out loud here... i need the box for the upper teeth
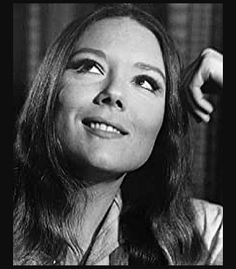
[89,122,121,134]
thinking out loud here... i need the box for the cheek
[59,71,98,109]
[137,112,164,150]
[135,95,165,139]
[56,88,83,152]
[130,100,165,166]
[56,79,93,135]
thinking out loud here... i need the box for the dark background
[13,3,223,204]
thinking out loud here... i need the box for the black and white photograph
[13,3,223,265]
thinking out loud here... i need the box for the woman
[13,4,223,265]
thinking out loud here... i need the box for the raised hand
[182,48,223,123]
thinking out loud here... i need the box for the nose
[93,78,126,111]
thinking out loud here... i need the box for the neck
[85,173,126,202]
[73,174,126,256]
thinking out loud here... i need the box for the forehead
[74,17,165,71]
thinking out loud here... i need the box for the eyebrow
[134,62,166,83]
[70,47,107,60]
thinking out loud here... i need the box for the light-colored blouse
[69,192,223,265]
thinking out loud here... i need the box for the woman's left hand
[183,48,223,123]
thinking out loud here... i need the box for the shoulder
[191,198,223,233]
[191,198,223,265]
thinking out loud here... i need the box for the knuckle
[201,48,221,66]
[201,52,217,73]
[201,48,215,56]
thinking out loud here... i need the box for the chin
[89,154,147,176]
[68,147,151,180]
[89,154,124,173]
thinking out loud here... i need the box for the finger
[189,85,214,114]
[187,102,211,123]
[185,85,213,123]
[194,109,211,123]
[185,74,214,115]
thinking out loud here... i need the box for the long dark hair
[13,4,207,265]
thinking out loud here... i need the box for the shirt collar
[85,190,122,265]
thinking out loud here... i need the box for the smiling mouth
[82,117,128,136]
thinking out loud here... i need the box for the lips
[82,116,129,135]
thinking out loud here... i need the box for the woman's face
[56,17,166,180]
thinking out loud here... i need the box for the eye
[134,75,160,92]
[71,59,104,75]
